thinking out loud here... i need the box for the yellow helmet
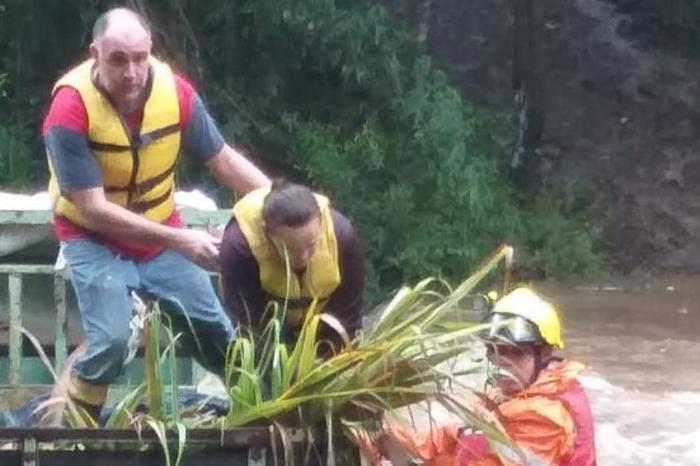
[484,287,564,349]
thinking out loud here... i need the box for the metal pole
[54,274,68,373]
[9,273,23,386]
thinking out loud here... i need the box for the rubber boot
[67,374,107,426]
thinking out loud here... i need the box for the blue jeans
[62,238,235,384]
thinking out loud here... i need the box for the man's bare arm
[205,143,270,196]
[69,187,221,270]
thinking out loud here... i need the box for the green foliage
[0,0,603,296]
[0,124,37,188]
[217,245,516,464]
[5,247,516,463]
[284,114,519,298]
[0,69,34,188]
[177,0,601,297]
[521,199,603,278]
[0,0,102,189]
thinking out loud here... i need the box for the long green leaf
[105,384,146,428]
[145,305,164,420]
[174,421,187,466]
[145,417,171,466]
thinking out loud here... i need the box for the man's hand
[68,188,225,270]
[170,229,222,271]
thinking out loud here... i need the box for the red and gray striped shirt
[43,70,226,260]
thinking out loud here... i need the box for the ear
[262,220,280,238]
[89,42,99,60]
[540,345,554,359]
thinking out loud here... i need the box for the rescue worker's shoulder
[500,395,576,464]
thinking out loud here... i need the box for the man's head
[90,8,152,113]
[262,180,322,271]
[482,288,563,396]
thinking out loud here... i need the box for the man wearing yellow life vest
[220,180,364,353]
[359,288,596,466]
[42,7,269,421]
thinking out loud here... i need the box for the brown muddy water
[542,278,700,466]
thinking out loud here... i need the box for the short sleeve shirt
[43,69,226,260]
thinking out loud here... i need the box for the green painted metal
[179,207,232,227]
[54,275,67,373]
[0,358,54,385]
[0,264,55,274]
[0,268,210,386]
[9,273,22,386]
[0,210,50,225]
[0,208,231,227]
[0,356,194,386]
[0,208,230,388]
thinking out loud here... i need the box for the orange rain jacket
[363,360,596,466]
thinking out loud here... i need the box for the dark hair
[93,7,151,41]
[262,179,321,233]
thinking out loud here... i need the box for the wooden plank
[8,273,22,386]
[54,275,68,373]
[0,208,230,227]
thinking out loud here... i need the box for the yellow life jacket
[232,186,341,324]
[47,57,181,227]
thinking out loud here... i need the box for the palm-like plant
[11,244,515,465]
[217,244,515,462]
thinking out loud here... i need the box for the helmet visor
[481,313,545,346]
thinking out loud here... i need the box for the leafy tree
[0,0,601,301]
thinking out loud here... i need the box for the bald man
[43,7,269,421]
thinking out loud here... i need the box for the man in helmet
[360,287,596,466]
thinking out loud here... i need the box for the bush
[0,124,37,188]
[0,0,603,301]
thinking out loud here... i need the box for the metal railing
[0,265,222,388]
[0,427,273,466]
[0,208,231,388]
[0,264,68,386]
